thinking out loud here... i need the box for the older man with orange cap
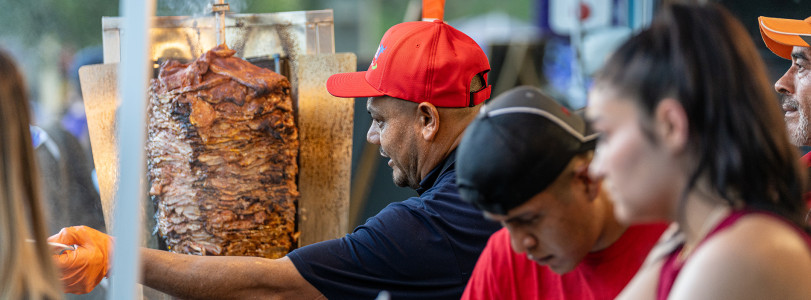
[48,19,500,300]
[760,16,811,149]
[759,16,811,209]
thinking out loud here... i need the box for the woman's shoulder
[705,212,811,261]
[672,212,811,299]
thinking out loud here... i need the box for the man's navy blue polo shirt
[287,151,500,299]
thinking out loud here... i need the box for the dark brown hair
[594,3,809,228]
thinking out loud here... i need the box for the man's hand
[48,226,112,294]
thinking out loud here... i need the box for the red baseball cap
[759,16,811,59]
[326,20,492,107]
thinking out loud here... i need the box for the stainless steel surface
[25,239,76,255]
[47,242,76,255]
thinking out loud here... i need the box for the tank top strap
[657,209,811,300]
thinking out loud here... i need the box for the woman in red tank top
[585,3,811,299]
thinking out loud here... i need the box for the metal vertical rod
[273,53,281,74]
[110,0,155,299]
[216,0,226,45]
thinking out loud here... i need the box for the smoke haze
[157,0,245,16]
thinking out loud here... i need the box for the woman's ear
[417,102,440,141]
[654,98,689,154]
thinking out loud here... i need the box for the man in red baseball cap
[49,20,500,300]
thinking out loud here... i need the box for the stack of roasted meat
[147,45,299,259]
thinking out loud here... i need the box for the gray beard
[790,109,810,146]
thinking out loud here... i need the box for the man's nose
[367,122,380,145]
[508,228,536,254]
[775,68,795,96]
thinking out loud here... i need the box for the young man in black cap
[456,86,667,299]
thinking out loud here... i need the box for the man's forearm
[141,248,322,300]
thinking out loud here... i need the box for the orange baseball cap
[759,16,811,60]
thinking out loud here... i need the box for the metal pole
[109,0,155,298]
[569,0,587,108]
[217,0,225,45]
[212,0,230,46]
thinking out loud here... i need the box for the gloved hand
[48,226,113,294]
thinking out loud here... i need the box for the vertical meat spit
[211,0,230,45]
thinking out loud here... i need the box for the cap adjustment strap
[469,85,491,107]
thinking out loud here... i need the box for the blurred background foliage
[0,0,118,49]
[0,0,534,53]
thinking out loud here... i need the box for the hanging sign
[548,0,612,35]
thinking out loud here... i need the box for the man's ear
[417,102,440,141]
[654,98,689,154]
[574,162,600,201]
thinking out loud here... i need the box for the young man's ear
[417,102,440,141]
[654,98,689,154]
[574,162,600,201]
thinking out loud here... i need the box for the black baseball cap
[456,86,598,215]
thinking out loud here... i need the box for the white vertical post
[630,0,655,32]
[109,0,155,299]
[568,0,587,108]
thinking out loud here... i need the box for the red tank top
[803,152,811,209]
[656,210,811,299]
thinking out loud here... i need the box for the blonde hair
[0,49,63,300]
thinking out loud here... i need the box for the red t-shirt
[802,151,811,168]
[462,224,667,300]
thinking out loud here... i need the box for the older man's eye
[794,59,808,71]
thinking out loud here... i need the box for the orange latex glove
[48,226,113,294]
